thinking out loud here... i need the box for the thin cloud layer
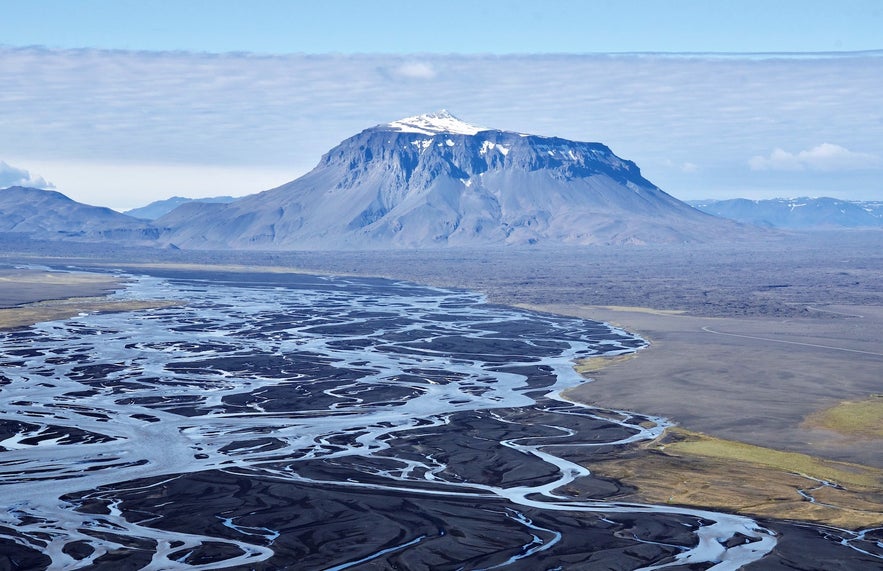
[1,47,881,205]
[391,61,437,79]
[749,143,880,171]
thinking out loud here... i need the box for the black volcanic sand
[9,474,883,571]
[57,470,686,571]
[44,408,883,571]
[750,522,883,570]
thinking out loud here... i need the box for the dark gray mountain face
[160,112,744,249]
[126,195,236,220]
[0,186,158,241]
[689,197,883,229]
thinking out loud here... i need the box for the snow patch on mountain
[480,140,510,156]
[385,110,485,135]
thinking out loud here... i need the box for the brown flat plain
[536,302,883,528]
[536,303,883,468]
[0,269,175,329]
[0,269,122,308]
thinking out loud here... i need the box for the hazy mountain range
[688,198,883,229]
[125,196,236,220]
[2,112,876,250]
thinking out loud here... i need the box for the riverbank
[0,268,177,329]
[539,303,883,529]
[0,268,122,307]
[533,303,883,468]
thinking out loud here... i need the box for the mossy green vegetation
[584,427,883,529]
[663,427,882,489]
[573,353,638,374]
[803,395,883,439]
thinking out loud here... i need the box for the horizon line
[2,44,882,59]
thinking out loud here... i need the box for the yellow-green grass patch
[573,353,638,375]
[583,427,883,529]
[661,428,882,490]
[803,395,883,439]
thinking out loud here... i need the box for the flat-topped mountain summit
[160,111,745,249]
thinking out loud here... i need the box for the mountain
[854,200,883,220]
[688,197,883,229]
[0,186,158,241]
[160,111,746,249]
[126,195,237,220]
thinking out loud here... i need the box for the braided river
[0,270,876,569]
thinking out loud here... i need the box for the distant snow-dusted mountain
[160,111,747,249]
[858,201,883,220]
[0,186,158,241]
[688,197,883,228]
[125,195,237,220]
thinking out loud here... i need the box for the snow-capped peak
[384,110,486,136]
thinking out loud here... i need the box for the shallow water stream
[0,271,875,569]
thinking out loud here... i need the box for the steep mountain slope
[689,197,883,228]
[0,186,158,241]
[159,111,749,249]
[126,195,237,220]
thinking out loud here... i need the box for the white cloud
[392,61,437,79]
[10,159,298,211]
[748,143,879,171]
[0,160,54,189]
[661,159,699,173]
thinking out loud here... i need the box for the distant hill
[860,201,883,219]
[688,197,883,229]
[0,186,158,241]
[159,111,750,249]
[125,195,237,220]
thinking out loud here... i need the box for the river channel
[0,270,876,569]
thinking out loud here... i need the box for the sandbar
[0,268,177,329]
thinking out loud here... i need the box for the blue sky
[6,0,883,54]
[2,1,882,209]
